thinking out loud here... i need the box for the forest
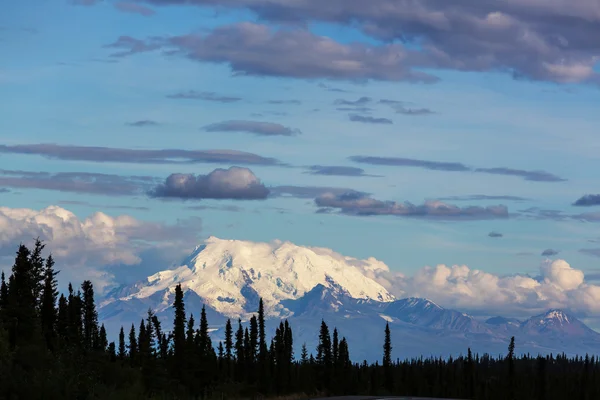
[1,241,600,400]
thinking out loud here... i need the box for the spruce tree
[0,271,7,310]
[7,244,39,347]
[81,280,98,350]
[249,315,259,364]
[301,343,308,364]
[128,323,138,365]
[29,238,46,308]
[56,294,68,340]
[332,327,339,365]
[173,284,186,363]
[507,336,516,400]
[224,318,233,361]
[118,326,126,360]
[383,323,393,393]
[40,254,58,350]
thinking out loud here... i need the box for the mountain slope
[98,237,600,362]
[101,236,394,319]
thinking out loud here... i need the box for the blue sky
[2,0,600,319]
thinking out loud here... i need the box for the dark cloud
[580,249,600,258]
[315,192,509,220]
[126,120,159,127]
[541,248,560,257]
[0,169,153,196]
[351,155,566,182]
[334,97,371,106]
[348,114,393,124]
[269,185,368,199]
[573,194,600,207]
[318,83,348,92]
[114,2,155,16]
[267,99,301,105]
[350,156,470,171]
[106,23,438,82]
[0,188,10,193]
[305,165,380,177]
[0,143,282,166]
[187,204,243,212]
[166,90,242,103]
[474,167,566,182]
[488,231,503,238]
[136,0,600,85]
[440,195,529,202]
[149,167,269,200]
[203,120,301,136]
[336,107,373,113]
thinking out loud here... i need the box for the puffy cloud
[203,120,301,136]
[0,206,201,291]
[315,192,509,220]
[361,258,600,317]
[149,167,270,200]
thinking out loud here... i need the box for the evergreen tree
[199,305,211,357]
[172,284,186,364]
[332,327,339,365]
[81,280,99,350]
[29,238,46,308]
[56,294,68,340]
[128,323,138,365]
[234,319,245,380]
[40,254,58,350]
[98,324,108,352]
[118,326,126,360]
[301,343,309,364]
[249,315,258,364]
[7,244,39,347]
[507,336,516,400]
[67,283,83,346]
[0,271,7,310]
[224,318,233,361]
[383,322,393,392]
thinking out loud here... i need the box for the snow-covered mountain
[98,237,600,362]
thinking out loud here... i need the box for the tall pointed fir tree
[507,336,516,400]
[383,323,393,393]
[28,238,46,308]
[172,284,186,368]
[118,326,126,360]
[128,323,138,366]
[40,254,58,350]
[81,280,99,350]
[235,319,245,381]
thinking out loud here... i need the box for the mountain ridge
[98,237,600,362]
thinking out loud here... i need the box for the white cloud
[0,206,201,291]
[359,258,600,318]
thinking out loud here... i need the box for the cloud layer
[350,156,565,182]
[0,143,281,166]
[149,167,270,200]
[316,192,508,220]
[203,120,301,136]
[135,0,600,84]
[573,194,600,207]
[0,205,200,291]
[106,23,437,82]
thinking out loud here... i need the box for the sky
[2,0,600,323]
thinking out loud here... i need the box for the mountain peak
[104,237,394,318]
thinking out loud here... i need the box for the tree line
[1,241,600,399]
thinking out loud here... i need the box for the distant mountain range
[99,237,600,362]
